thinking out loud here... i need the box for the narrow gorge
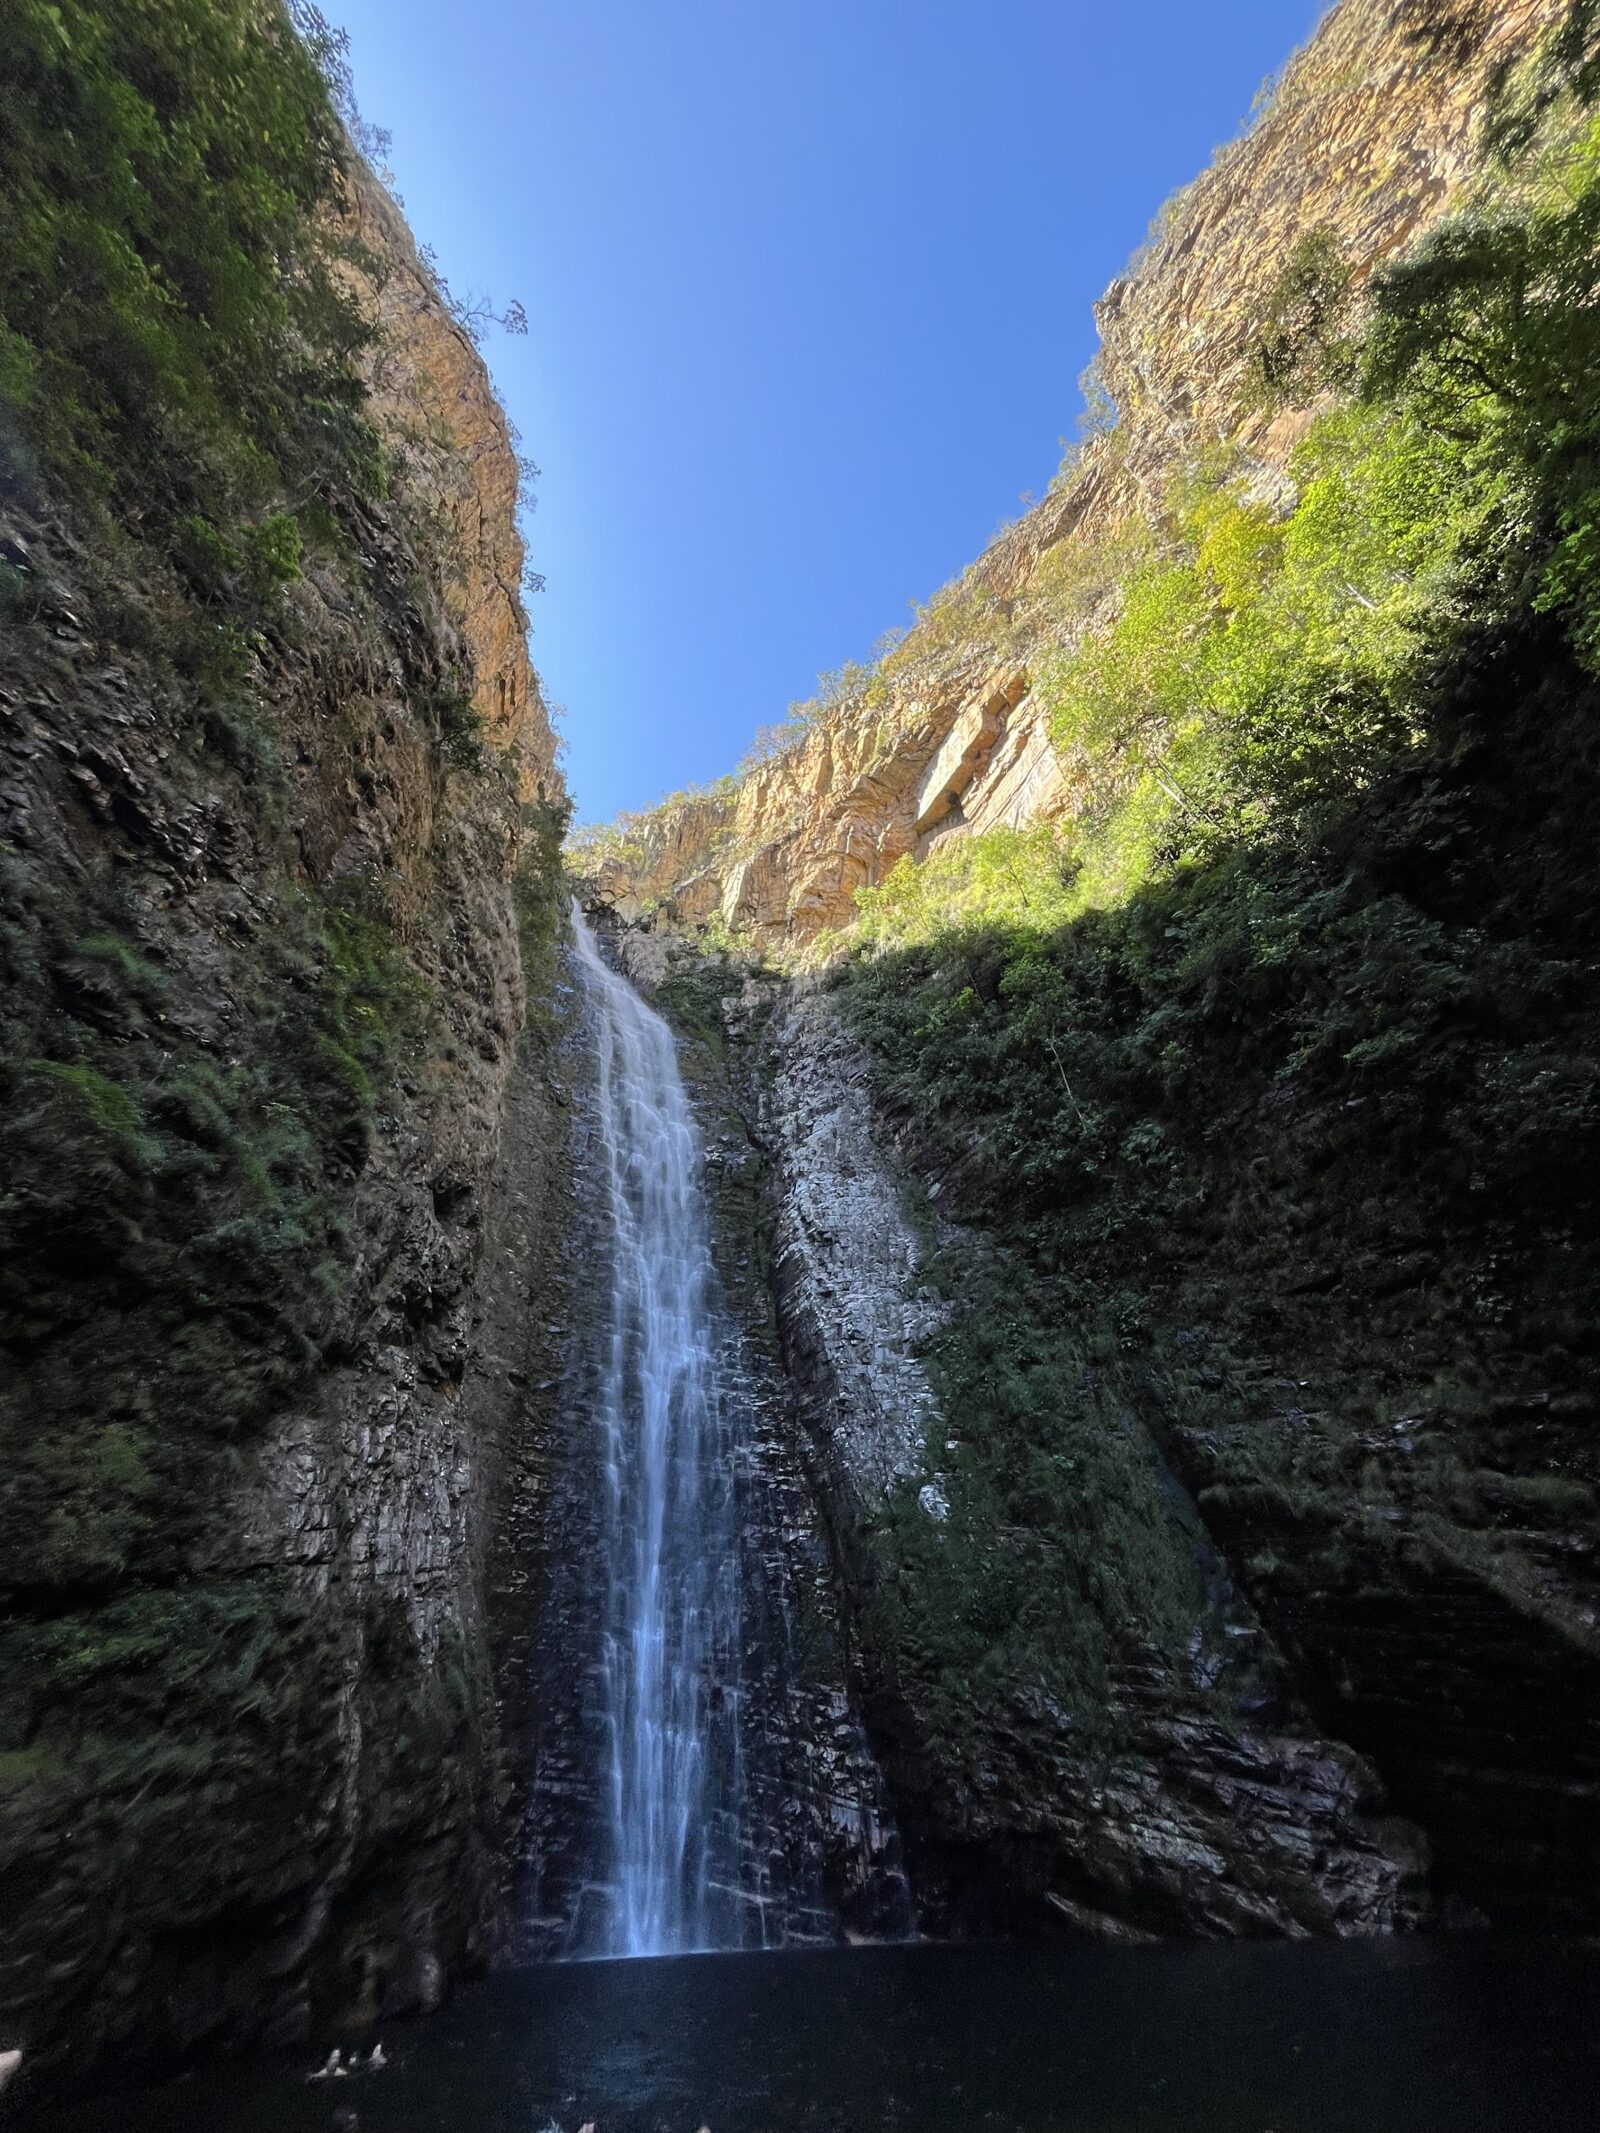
[2,0,1599,2125]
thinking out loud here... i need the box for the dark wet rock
[1173,1486,1600,1929]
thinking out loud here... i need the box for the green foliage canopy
[0,0,377,614]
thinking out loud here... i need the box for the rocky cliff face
[765,987,1428,1941]
[589,0,1561,954]
[0,105,567,2078]
[5,2,1593,2088]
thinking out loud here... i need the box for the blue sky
[331,2,1325,824]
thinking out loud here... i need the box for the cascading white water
[569,908,745,1957]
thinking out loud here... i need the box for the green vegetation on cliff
[0,0,425,1594]
[0,0,380,671]
[840,33,1600,1851]
[862,50,1600,950]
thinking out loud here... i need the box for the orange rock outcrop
[589,0,1559,956]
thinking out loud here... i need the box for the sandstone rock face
[0,147,567,2070]
[761,991,1428,1940]
[590,0,1563,956]
[343,173,556,799]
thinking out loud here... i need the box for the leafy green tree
[1245,224,1358,407]
[1366,113,1600,659]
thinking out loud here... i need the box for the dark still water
[19,1937,1600,2133]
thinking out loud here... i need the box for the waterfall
[567,908,746,1957]
[530,908,914,1960]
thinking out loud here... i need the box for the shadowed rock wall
[764,986,1429,1941]
[0,124,568,2073]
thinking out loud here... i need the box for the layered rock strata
[0,145,566,2071]
[590,0,1563,955]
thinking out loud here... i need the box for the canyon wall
[0,22,567,2072]
[588,0,1559,953]
[604,890,1597,1941]
[3,0,1595,2086]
